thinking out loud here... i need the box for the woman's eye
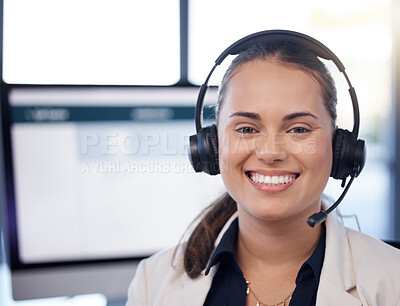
[236,127,258,134]
[289,127,310,134]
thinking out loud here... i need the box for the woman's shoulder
[323,215,400,304]
[126,244,187,306]
[137,243,187,280]
[345,226,400,297]
[327,211,400,261]
[345,227,400,261]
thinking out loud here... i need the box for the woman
[126,33,400,306]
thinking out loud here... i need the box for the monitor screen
[1,86,224,301]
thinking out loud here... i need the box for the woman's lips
[245,171,300,192]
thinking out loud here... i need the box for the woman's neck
[236,207,323,273]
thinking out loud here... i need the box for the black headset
[188,30,366,227]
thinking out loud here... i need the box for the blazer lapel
[317,278,361,306]
[174,214,238,305]
[317,213,361,305]
[158,264,218,306]
[162,215,239,306]
[178,267,217,306]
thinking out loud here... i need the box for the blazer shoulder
[137,243,187,284]
[346,227,400,304]
[142,245,184,273]
[126,245,187,306]
[346,227,400,262]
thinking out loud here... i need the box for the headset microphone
[307,172,356,228]
[189,30,367,228]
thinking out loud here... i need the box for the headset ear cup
[331,128,366,180]
[352,138,366,177]
[189,133,202,172]
[188,125,220,175]
[207,125,220,175]
[331,129,344,179]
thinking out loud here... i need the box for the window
[2,0,180,85]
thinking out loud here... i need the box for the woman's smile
[245,170,300,193]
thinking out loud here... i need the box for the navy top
[203,218,326,306]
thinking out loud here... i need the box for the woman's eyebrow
[229,111,261,120]
[283,112,318,121]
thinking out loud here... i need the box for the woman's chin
[240,204,294,222]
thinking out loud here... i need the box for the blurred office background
[0,0,399,305]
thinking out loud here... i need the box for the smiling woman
[126,31,400,306]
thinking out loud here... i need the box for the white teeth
[250,173,297,185]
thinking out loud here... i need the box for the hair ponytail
[183,192,237,279]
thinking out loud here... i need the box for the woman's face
[218,59,333,223]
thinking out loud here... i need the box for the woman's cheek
[218,132,237,174]
[219,133,255,170]
[303,135,332,175]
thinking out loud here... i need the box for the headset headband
[195,29,360,137]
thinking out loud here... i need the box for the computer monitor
[0,86,224,304]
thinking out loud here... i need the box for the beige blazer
[126,212,400,306]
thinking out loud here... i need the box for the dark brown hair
[183,40,337,279]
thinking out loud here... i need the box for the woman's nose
[255,133,289,163]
